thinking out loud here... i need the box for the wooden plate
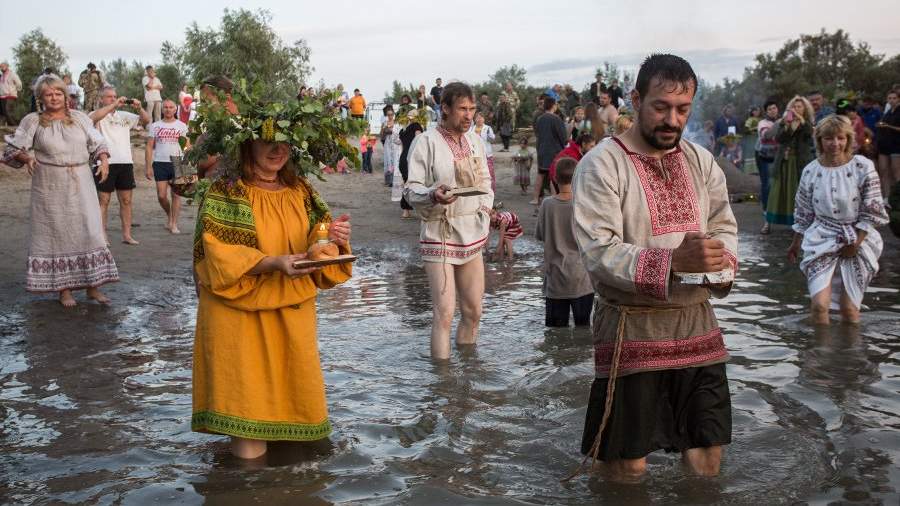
[447,186,489,197]
[292,254,357,269]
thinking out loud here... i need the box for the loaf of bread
[307,241,339,260]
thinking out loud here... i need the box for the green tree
[488,64,528,89]
[10,28,68,116]
[697,29,898,124]
[382,80,418,104]
[99,59,146,102]
[155,63,186,102]
[163,8,311,99]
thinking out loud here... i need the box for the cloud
[527,48,759,87]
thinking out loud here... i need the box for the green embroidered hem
[192,411,332,441]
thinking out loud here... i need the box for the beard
[639,120,683,150]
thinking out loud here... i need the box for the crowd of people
[695,89,900,236]
[0,49,894,484]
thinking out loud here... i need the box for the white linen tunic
[573,137,738,378]
[2,111,119,292]
[792,155,888,309]
[403,127,494,264]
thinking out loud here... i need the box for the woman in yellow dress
[191,136,353,459]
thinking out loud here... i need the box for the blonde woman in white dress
[788,115,889,324]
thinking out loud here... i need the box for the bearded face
[633,79,694,150]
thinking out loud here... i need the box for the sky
[1,0,898,101]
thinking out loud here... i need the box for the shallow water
[2,226,899,504]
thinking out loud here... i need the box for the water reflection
[1,216,899,504]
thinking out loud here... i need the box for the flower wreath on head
[185,80,365,263]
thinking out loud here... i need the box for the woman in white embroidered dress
[2,75,118,307]
[788,115,888,324]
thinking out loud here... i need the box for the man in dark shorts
[533,97,567,210]
[90,85,151,245]
[572,54,739,481]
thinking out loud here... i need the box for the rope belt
[562,301,699,482]
[35,158,90,194]
[422,207,482,294]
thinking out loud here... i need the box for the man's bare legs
[594,446,723,481]
[155,181,181,233]
[425,261,457,360]
[98,190,138,244]
[454,255,484,345]
[117,189,138,244]
[424,255,485,359]
[682,446,723,476]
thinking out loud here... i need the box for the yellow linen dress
[192,184,351,440]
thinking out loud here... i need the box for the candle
[316,223,329,243]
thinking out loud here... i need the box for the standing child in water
[512,136,533,195]
[536,157,594,326]
[489,204,523,261]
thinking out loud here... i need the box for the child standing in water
[512,137,533,195]
[489,204,523,261]
[536,157,594,326]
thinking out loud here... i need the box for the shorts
[580,363,731,461]
[95,163,136,193]
[545,293,594,327]
[152,161,175,182]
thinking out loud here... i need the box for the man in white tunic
[572,54,739,480]
[404,82,494,360]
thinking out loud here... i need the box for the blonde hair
[814,114,855,157]
[615,114,633,133]
[787,95,815,125]
[34,74,73,125]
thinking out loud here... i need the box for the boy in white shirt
[145,99,189,233]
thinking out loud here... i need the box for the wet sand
[1,137,899,504]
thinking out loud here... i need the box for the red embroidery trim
[594,328,727,375]
[635,248,671,300]
[419,236,488,248]
[420,245,485,259]
[724,249,739,273]
[613,138,700,236]
[436,126,471,161]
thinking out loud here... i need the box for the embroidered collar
[437,125,472,161]
[612,136,683,159]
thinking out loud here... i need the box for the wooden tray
[447,186,489,197]
[292,254,357,269]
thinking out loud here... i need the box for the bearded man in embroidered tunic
[572,54,739,480]
[404,82,494,360]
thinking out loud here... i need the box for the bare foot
[170,226,181,234]
[163,223,172,231]
[122,237,140,245]
[59,290,77,307]
[86,287,111,304]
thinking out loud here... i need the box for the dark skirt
[580,363,731,461]
[399,156,413,210]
